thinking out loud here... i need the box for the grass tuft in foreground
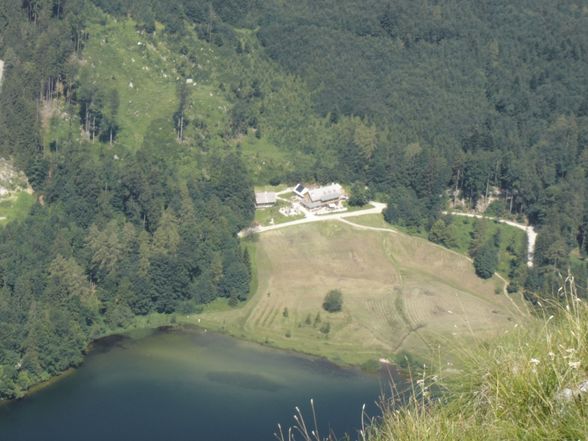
[280,272,588,440]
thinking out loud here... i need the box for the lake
[0,328,397,441]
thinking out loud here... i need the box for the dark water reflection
[0,328,400,441]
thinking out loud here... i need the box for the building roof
[307,183,342,203]
[255,192,277,205]
[294,183,308,196]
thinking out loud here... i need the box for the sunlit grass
[0,192,35,226]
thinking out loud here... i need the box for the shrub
[507,282,519,294]
[428,219,457,249]
[484,199,507,218]
[323,289,343,312]
[269,176,281,186]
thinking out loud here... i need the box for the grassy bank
[353,214,527,280]
[361,276,587,441]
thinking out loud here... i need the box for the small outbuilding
[255,192,277,208]
[293,183,308,198]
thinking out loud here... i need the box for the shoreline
[0,320,400,405]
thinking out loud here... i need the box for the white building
[301,183,343,210]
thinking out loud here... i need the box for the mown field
[352,214,528,279]
[187,219,528,366]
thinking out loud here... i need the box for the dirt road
[239,202,387,237]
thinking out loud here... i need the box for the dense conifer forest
[0,0,587,398]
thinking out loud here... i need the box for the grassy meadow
[185,220,528,367]
[353,214,528,279]
[448,216,527,277]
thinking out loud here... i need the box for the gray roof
[255,192,277,205]
[307,184,342,203]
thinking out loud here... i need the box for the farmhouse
[255,191,277,208]
[301,183,344,210]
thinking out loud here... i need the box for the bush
[323,289,343,312]
[507,282,519,294]
[428,219,457,249]
[269,176,281,186]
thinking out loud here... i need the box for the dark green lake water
[0,328,395,441]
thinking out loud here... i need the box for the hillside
[361,279,588,441]
[47,12,314,183]
[0,0,586,415]
[191,220,526,366]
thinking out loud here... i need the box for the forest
[0,0,587,398]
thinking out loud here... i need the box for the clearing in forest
[192,220,527,366]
